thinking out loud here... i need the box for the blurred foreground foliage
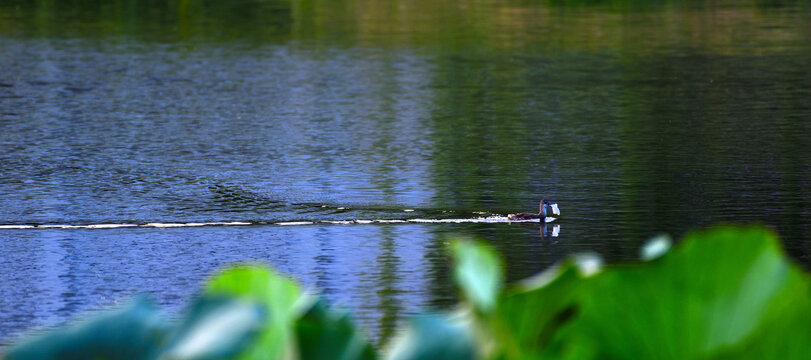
[5,225,809,359]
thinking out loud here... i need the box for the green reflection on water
[1,0,808,54]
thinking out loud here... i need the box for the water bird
[508,199,560,221]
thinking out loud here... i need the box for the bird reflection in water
[511,221,561,242]
[541,222,561,241]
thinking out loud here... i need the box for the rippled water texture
[1,0,809,346]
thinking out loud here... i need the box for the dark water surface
[1,0,809,346]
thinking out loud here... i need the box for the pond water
[1,0,809,346]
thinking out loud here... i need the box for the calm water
[1,0,809,346]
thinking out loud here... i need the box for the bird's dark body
[507,212,542,220]
[508,199,553,221]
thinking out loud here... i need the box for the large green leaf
[491,261,592,359]
[294,298,376,360]
[204,264,307,360]
[386,313,477,360]
[480,226,811,359]
[545,225,811,359]
[159,297,266,360]
[5,297,169,360]
[449,240,503,314]
[710,275,811,359]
